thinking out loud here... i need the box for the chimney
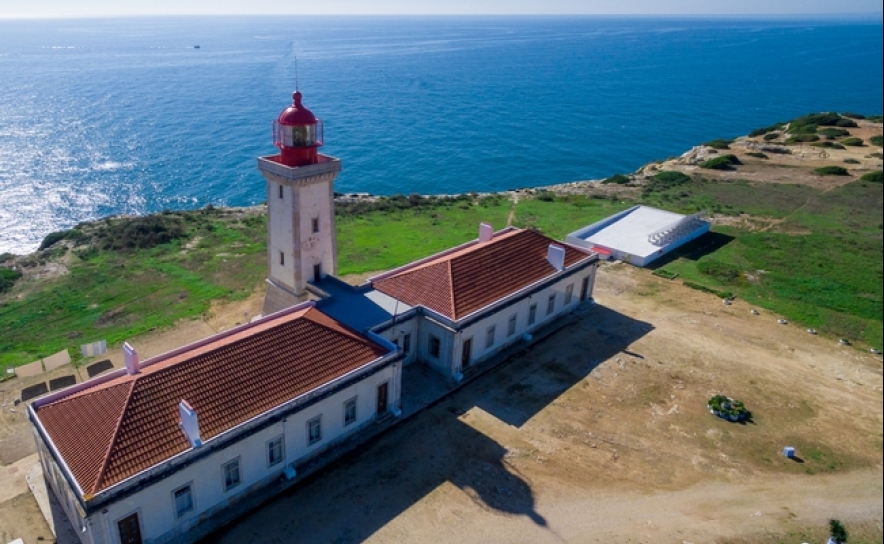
[178,400,203,448]
[123,342,139,375]
[547,244,565,271]
[478,222,493,243]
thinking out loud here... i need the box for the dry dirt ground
[1,263,882,543]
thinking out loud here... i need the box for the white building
[566,205,711,267]
[29,302,401,544]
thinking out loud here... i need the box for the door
[376,382,388,416]
[580,276,590,301]
[461,338,472,368]
[313,263,322,283]
[118,512,142,544]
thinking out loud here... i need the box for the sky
[2,0,883,18]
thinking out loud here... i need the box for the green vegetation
[651,268,678,280]
[841,112,866,119]
[842,137,864,146]
[602,174,631,185]
[0,267,22,294]
[818,127,850,139]
[702,138,732,150]
[830,519,849,544]
[749,123,784,137]
[788,112,857,135]
[645,171,691,193]
[869,134,883,146]
[762,132,780,141]
[843,158,860,164]
[745,152,768,159]
[860,170,883,182]
[699,154,742,170]
[812,141,845,149]
[814,166,850,176]
[683,281,733,299]
[786,134,819,143]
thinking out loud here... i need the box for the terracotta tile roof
[372,229,593,320]
[35,307,388,496]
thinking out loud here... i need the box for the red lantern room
[273,91,324,167]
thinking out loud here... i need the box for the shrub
[536,191,556,202]
[683,281,733,299]
[812,141,845,149]
[699,154,742,170]
[869,134,883,146]
[698,259,743,284]
[96,216,188,251]
[0,253,14,264]
[866,114,883,123]
[835,118,858,128]
[748,123,784,137]
[818,127,850,139]
[703,138,732,150]
[843,158,860,164]
[788,112,853,135]
[603,174,631,185]
[648,171,691,190]
[860,170,883,182]
[841,112,865,119]
[763,132,780,141]
[786,134,820,144]
[829,519,848,544]
[0,267,22,294]
[841,137,864,146]
[39,229,75,250]
[746,152,768,159]
[814,166,850,176]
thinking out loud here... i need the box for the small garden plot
[708,394,750,422]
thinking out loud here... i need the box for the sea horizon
[1,15,881,254]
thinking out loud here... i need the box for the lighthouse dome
[277,91,317,126]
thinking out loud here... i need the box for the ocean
[0,16,881,254]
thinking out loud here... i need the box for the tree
[829,519,848,544]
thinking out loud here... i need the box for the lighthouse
[258,91,341,315]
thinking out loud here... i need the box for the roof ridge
[91,380,136,495]
[446,259,456,319]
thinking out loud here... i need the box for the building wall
[267,180,296,293]
[419,317,457,375]
[376,318,419,366]
[34,428,89,543]
[296,181,335,284]
[83,366,397,544]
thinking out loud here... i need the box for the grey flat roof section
[573,205,685,259]
[314,276,412,332]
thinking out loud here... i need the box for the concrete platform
[26,462,80,544]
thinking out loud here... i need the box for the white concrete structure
[566,205,711,267]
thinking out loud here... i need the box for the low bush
[763,132,780,141]
[683,281,733,299]
[843,158,860,164]
[811,141,845,149]
[698,259,743,284]
[603,174,631,185]
[786,134,820,143]
[749,123,784,137]
[860,170,883,182]
[647,171,691,191]
[841,112,865,119]
[39,230,72,250]
[867,114,883,123]
[869,134,883,146]
[836,118,858,128]
[652,268,678,280]
[841,137,864,146]
[788,112,855,135]
[699,154,742,170]
[536,190,556,202]
[703,138,733,150]
[818,127,850,139]
[0,253,14,264]
[745,152,768,159]
[814,166,850,176]
[95,216,188,251]
[0,267,22,294]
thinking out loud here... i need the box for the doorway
[461,337,472,368]
[580,276,590,301]
[376,382,388,416]
[118,512,142,544]
[313,263,322,283]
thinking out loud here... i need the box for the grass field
[2,167,882,369]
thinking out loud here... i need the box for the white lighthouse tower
[258,91,341,315]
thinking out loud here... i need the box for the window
[547,294,556,315]
[279,252,285,266]
[565,284,574,305]
[429,335,441,358]
[507,314,517,337]
[173,484,194,517]
[267,437,284,467]
[344,397,357,426]
[222,458,241,491]
[307,416,322,445]
[278,184,284,199]
[528,303,537,325]
[402,333,411,354]
[485,325,496,349]
[312,217,319,234]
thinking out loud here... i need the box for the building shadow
[646,231,735,269]
[468,304,653,428]
[207,408,546,544]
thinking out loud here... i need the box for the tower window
[278,185,284,199]
[279,252,285,266]
[312,217,319,234]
